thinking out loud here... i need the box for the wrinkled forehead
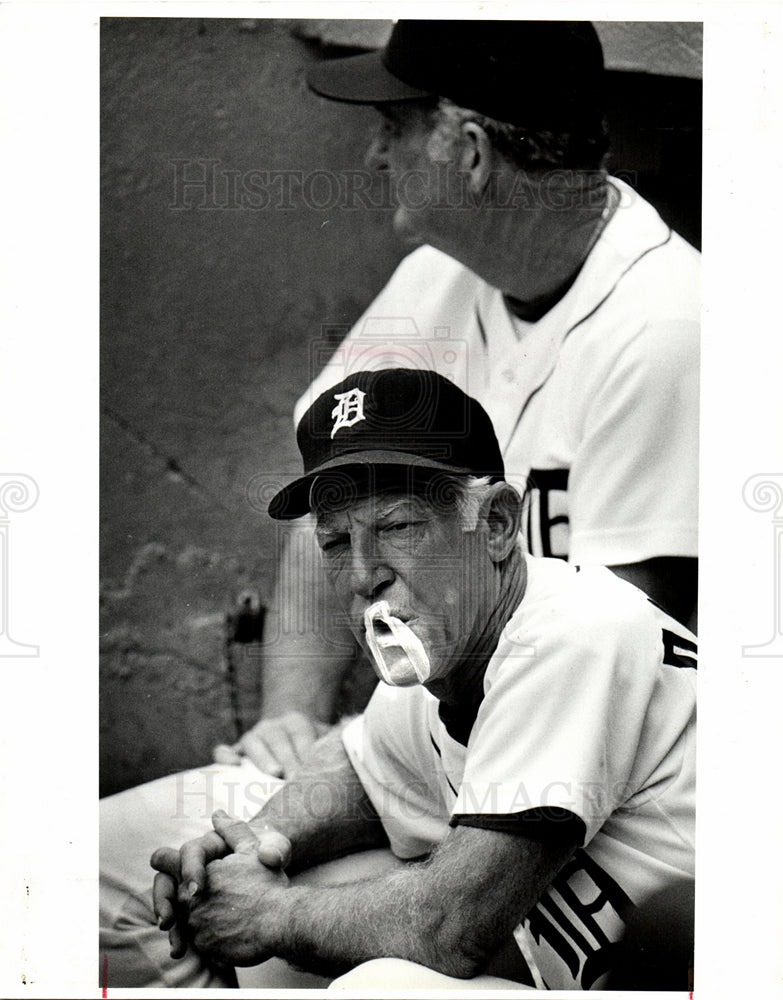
[314,487,433,531]
[310,466,469,525]
[373,97,440,129]
[374,96,439,115]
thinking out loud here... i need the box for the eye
[380,520,421,536]
[318,535,349,554]
[377,112,402,138]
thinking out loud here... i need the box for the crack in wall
[102,404,234,515]
[101,541,168,600]
[100,638,224,678]
[101,539,246,602]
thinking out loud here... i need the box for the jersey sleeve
[342,683,450,858]
[452,572,664,846]
[566,313,699,565]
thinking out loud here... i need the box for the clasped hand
[150,809,292,967]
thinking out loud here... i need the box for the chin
[392,208,428,247]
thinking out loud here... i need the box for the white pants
[332,959,533,991]
[100,759,526,990]
[102,760,320,987]
[100,760,400,989]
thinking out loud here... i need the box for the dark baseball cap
[268,368,505,520]
[306,19,604,131]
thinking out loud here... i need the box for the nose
[349,536,394,601]
[364,124,390,171]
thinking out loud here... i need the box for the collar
[503,177,673,337]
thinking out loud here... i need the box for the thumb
[255,827,293,869]
[212,743,244,765]
[211,810,261,856]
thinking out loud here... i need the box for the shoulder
[616,238,700,335]
[560,188,699,383]
[530,560,656,628]
[601,180,701,323]
[564,278,699,395]
[596,309,699,394]
[496,560,667,679]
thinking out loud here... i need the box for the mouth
[361,603,413,623]
[363,601,431,687]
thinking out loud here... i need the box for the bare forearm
[264,827,578,978]
[275,863,449,978]
[250,727,387,873]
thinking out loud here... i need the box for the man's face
[314,487,493,688]
[366,102,455,246]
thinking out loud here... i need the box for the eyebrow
[315,496,429,532]
[314,519,345,538]
[375,498,422,519]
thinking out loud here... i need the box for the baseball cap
[306,19,604,131]
[268,368,505,520]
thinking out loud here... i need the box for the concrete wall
[100,17,701,796]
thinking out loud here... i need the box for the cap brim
[267,451,478,520]
[306,50,434,105]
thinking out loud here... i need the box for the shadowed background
[101,17,701,796]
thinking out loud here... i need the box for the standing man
[151,368,696,991]
[226,20,700,778]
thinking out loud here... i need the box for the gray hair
[425,474,495,531]
[434,97,610,174]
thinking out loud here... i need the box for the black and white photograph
[99,15,701,992]
[1,4,782,998]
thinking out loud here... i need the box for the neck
[428,546,527,708]
[431,171,615,308]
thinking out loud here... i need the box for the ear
[482,483,523,563]
[459,121,495,195]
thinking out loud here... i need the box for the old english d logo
[331,388,367,438]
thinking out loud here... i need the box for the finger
[150,846,181,878]
[242,719,311,776]
[212,743,244,765]
[285,714,327,765]
[212,810,263,856]
[255,828,293,869]
[152,871,178,930]
[179,831,229,898]
[169,914,188,960]
[236,731,285,778]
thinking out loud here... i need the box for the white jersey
[296,178,699,566]
[343,558,696,991]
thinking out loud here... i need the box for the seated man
[231,18,700,780]
[145,368,696,990]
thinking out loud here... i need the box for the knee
[330,958,531,991]
[329,958,449,990]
